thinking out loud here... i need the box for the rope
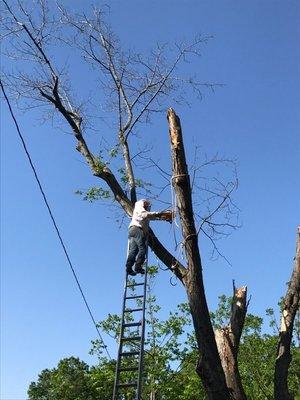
[182,233,198,246]
[1,79,111,360]
[171,174,189,180]
[170,175,184,249]
[170,173,199,261]
[170,174,191,259]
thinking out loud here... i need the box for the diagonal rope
[1,79,111,359]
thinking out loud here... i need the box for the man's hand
[160,210,174,223]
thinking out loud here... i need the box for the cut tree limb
[215,284,248,400]
[274,226,300,400]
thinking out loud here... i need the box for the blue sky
[1,0,299,399]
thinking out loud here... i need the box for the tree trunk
[215,285,248,400]
[274,226,300,400]
[167,108,231,400]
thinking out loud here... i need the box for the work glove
[161,210,174,223]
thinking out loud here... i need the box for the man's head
[143,200,151,211]
[134,199,151,211]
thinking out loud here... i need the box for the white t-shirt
[129,199,160,234]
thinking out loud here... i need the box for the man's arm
[143,210,173,222]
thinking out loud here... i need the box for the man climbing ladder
[126,199,173,276]
[113,200,173,400]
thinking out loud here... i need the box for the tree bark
[119,130,137,204]
[167,108,231,400]
[148,227,186,281]
[215,285,248,400]
[274,226,300,400]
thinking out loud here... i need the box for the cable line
[1,79,111,360]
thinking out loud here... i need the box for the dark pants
[126,226,147,270]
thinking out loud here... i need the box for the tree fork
[167,108,231,400]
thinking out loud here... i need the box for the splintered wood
[167,108,180,148]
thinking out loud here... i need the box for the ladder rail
[112,242,148,400]
[136,253,148,400]
[113,239,131,400]
[112,273,129,400]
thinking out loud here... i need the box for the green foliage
[117,167,151,191]
[117,167,129,185]
[28,285,300,400]
[89,361,116,400]
[109,147,119,158]
[93,154,108,175]
[135,178,152,190]
[239,332,300,400]
[75,187,111,202]
[210,294,233,328]
[28,357,101,400]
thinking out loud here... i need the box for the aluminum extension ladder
[112,259,148,400]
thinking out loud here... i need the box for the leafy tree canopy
[28,270,300,399]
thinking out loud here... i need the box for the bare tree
[2,2,298,400]
[0,0,237,271]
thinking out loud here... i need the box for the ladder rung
[121,336,141,342]
[126,295,144,300]
[120,351,140,357]
[127,282,144,287]
[117,382,137,388]
[123,322,141,328]
[124,307,143,313]
[118,366,139,372]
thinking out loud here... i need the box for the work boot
[134,264,145,275]
[126,268,137,276]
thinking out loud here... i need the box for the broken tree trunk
[274,226,300,400]
[215,284,248,400]
[167,108,231,400]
